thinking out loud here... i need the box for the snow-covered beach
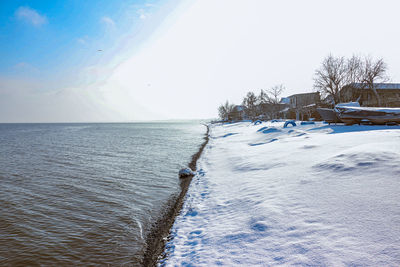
[162,121,400,266]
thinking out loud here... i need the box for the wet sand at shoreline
[142,124,209,266]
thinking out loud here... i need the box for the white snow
[335,101,360,108]
[162,121,400,266]
[336,106,400,114]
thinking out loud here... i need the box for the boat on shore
[317,101,400,125]
[334,106,400,125]
[316,108,342,124]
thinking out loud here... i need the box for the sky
[1,0,400,122]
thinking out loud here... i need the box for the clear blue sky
[0,0,160,78]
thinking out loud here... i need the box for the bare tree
[255,85,285,119]
[242,91,258,120]
[256,89,268,119]
[267,85,285,119]
[315,54,390,106]
[218,100,235,121]
[345,55,363,85]
[314,54,348,104]
[360,56,389,106]
[342,55,365,102]
[257,89,269,105]
[268,84,285,104]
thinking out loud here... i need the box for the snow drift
[162,121,400,266]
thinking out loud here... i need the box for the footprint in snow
[251,222,269,232]
[185,208,198,217]
[197,169,206,176]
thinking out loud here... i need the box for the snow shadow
[313,151,400,175]
[249,138,278,146]
[215,132,238,138]
[287,129,308,137]
[233,161,285,172]
[222,121,251,127]
[219,217,271,245]
[257,127,281,134]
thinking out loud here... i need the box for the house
[287,92,320,109]
[340,83,400,107]
[280,97,290,105]
[285,92,321,120]
[230,105,246,120]
[257,102,288,120]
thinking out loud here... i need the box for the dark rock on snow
[179,168,195,178]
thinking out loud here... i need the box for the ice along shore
[142,124,209,266]
[162,121,400,266]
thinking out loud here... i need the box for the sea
[0,121,206,266]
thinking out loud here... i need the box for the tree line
[218,85,285,121]
[218,54,389,121]
[314,54,388,106]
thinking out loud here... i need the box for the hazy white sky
[1,0,400,122]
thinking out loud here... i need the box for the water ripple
[0,122,205,265]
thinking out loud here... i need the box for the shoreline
[161,122,400,265]
[142,123,210,266]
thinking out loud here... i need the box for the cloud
[13,62,40,74]
[14,62,30,69]
[77,36,88,45]
[137,9,148,20]
[15,6,47,26]
[101,16,115,27]
[0,75,159,122]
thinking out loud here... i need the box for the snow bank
[162,122,400,266]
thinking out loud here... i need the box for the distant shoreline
[142,123,210,266]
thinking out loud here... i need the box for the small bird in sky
[98,49,103,52]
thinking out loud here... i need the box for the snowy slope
[162,122,400,266]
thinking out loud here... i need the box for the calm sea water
[0,122,206,266]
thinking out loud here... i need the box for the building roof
[286,92,320,98]
[349,83,400,90]
[280,97,290,104]
[234,105,245,111]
